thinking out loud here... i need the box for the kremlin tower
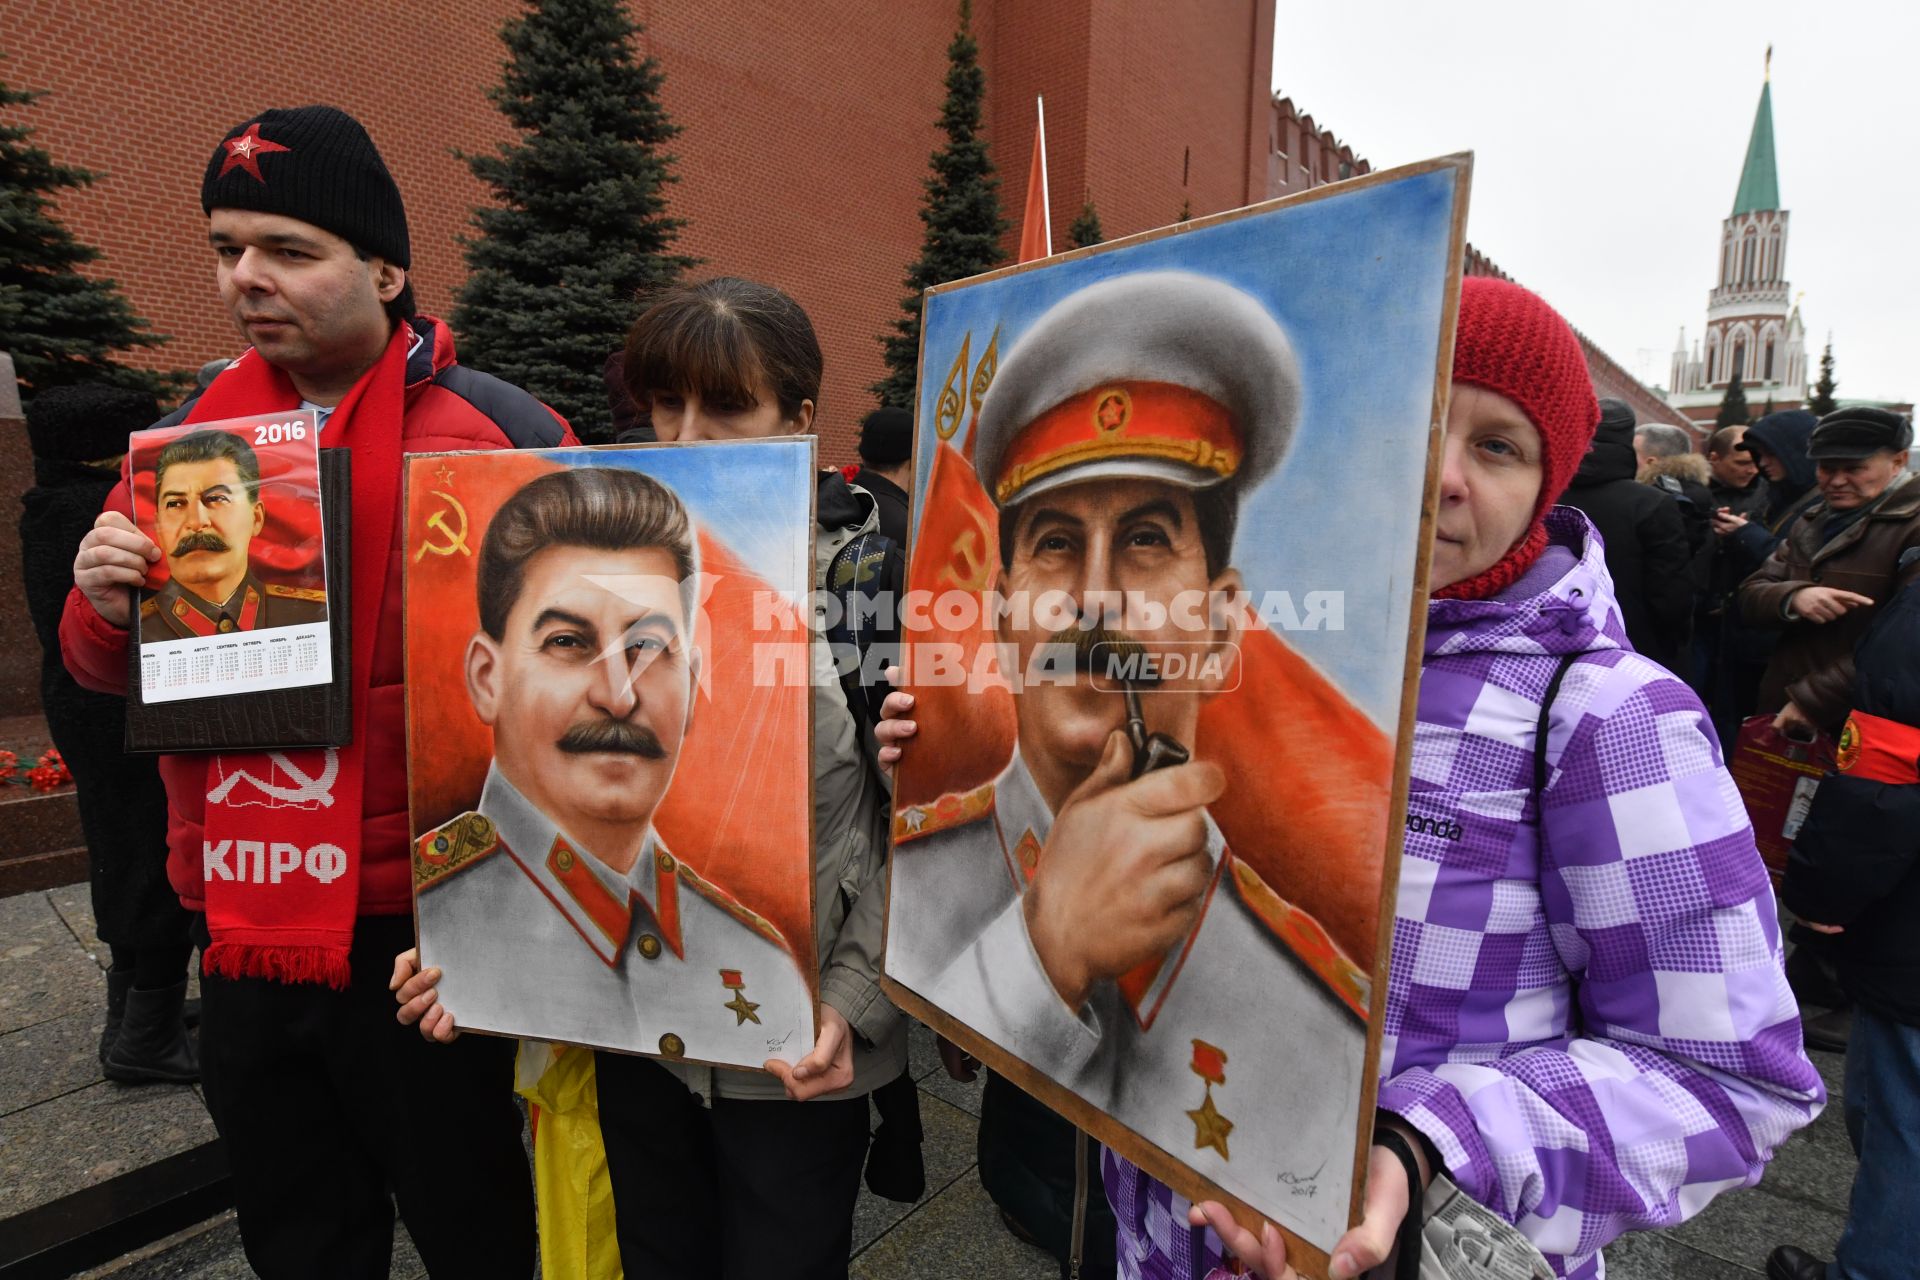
[1668,53,1807,427]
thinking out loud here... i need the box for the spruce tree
[0,77,176,398]
[872,0,1006,409]
[1715,371,1750,427]
[1068,197,1103,248]
[1808,342,1838,417]
[454,0,696,443]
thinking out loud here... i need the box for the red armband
[1836,710,1920,786]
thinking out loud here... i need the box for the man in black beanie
[62,105,570,1278]
[1558,399,1694,667]
[22,385,196,1085]
[853,406,913,547]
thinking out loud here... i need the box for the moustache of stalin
[171,530,231,556]
[1065,624,1163,687]
[556,718,669,760]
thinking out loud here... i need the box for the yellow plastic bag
[516,1041,623,1280]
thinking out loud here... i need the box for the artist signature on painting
[765,1030,793,1055]
[1277,1158,1327,1198]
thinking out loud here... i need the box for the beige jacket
[695,476,907,1101]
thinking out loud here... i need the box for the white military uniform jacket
[417,767,814,1071]
[886,749,1364,1246]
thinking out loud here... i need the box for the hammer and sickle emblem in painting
[937,505,996,594]
[414,492,472,562]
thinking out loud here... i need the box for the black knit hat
[1596,398,1635,435]
[858,407,913,467]
[202,106,410,269]
[25,384,160,462]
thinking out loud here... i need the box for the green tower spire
[1731,69,1780,215]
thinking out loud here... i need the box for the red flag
[1195,623,1392,977]
[653,534,813,965]
[1017,97,1051,263]
[894,440,1016,810]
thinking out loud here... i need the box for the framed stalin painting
[882,155,1472,1264]
[404,439,819,1072]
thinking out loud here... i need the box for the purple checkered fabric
[1106,508,1824,1280]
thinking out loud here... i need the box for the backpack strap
[823,527,905,730]
[1534,652,1582,796]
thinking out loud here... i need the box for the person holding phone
[1739,408,1920,742]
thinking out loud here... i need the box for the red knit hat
[1434,277,1600,601]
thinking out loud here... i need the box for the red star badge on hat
[218,124,291,184]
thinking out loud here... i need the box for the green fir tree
[872,0,1006,409]
[1068,197,1103,248]
[454,0,697,443]
[1715,371,1750,427]
[1808,342,1838,417]
[0,76,177,399]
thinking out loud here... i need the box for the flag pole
[1036,95,1050,247]
[1018,95,1052,262]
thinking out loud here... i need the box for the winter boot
[104,979,199,1085]
[99,969,133,1067]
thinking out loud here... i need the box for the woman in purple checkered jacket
[1154,279,1825,1279]
[874,276,1823,1279]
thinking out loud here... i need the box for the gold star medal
[720,969,761,1026]
[1187,1038,1233,1160]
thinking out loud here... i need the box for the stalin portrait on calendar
[138,427,328,643]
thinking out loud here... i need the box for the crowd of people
[17,102,1918,1280]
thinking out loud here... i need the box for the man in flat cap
[885,271,1367,1246]
[1741,407,1920,739]
[139,428,327,643]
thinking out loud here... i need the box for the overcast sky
[1270,0,1917,406]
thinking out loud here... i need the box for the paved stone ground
[2,884,1854,1278]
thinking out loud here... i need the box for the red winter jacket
[59,317,575,915]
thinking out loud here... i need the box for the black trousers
[43,679,189,948]
[194,914,534,1279]
[595,1049,871,1280]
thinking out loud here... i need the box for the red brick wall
[1082,1,1272,235]
[1583,343,1695,432]
[3,0,1273,463]
[1,0,520,389]
[1269,96,1369,199]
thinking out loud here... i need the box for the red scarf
[190,327,406,987]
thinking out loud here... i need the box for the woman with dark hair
[618,275,823,442]
[397,276,914,1280]
[877,277,1822,1279]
